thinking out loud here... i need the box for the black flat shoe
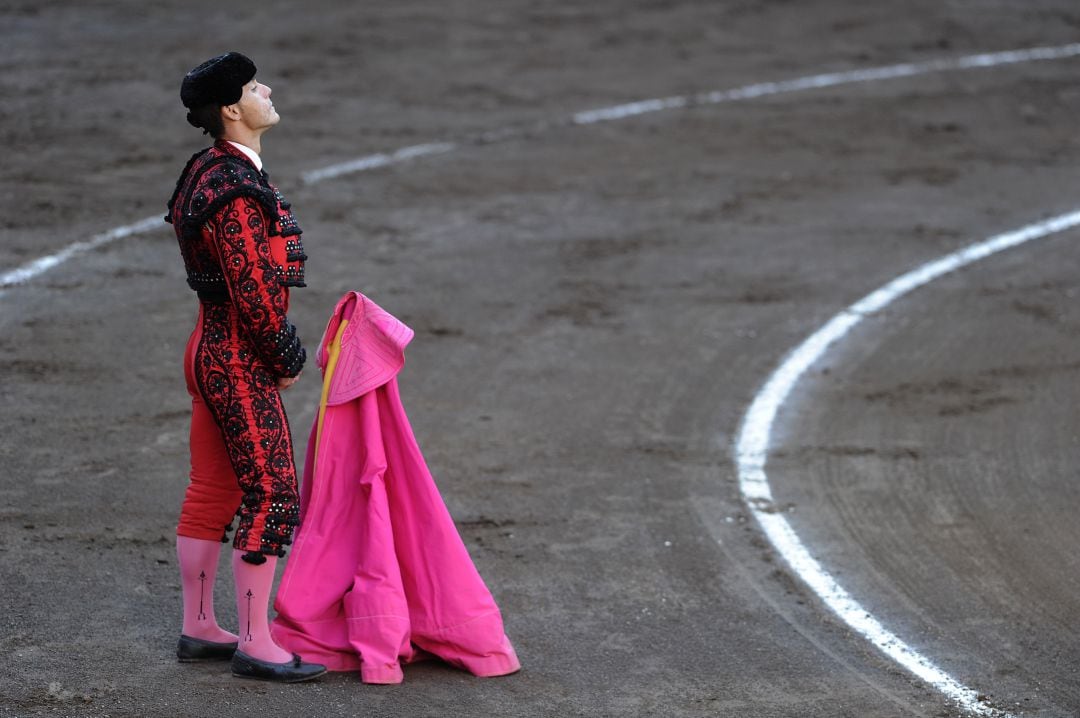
[176,635,238,662]
[231,651,327,683]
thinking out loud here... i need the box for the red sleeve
[211,195,306,378]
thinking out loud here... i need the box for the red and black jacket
[166,141,307,378]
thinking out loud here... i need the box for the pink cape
[271,291,520,683]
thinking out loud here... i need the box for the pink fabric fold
[316,291,415,404]
[272,291,520,683]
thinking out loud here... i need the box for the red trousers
[177,304,301,560]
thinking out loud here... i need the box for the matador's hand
[277,372,301,391]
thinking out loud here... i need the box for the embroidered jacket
[166,141,307,378]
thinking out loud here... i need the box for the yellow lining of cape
[314,318,350,472]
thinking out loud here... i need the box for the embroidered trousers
[177,302,300,560]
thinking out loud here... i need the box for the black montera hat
[180,52,257,109]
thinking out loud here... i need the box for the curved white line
[735,209,1080,717]
[300,141,458,184]
[573,42,1080,125]
[0,215,162,289]
[2,42,1078,289]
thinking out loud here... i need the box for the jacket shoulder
[167,145,277,237]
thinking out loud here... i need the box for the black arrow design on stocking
[245,589,254,641]
[197,570,207,620]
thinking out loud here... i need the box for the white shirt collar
[226,141,263,171]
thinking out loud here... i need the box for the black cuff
[265,320,305,377]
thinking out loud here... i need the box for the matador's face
[230,78,280,133]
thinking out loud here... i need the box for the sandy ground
[3,1,1080,716]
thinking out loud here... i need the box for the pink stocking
[176,536,238,642]
[232,551,293,663]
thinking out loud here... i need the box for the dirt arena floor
[4,1,1080,716]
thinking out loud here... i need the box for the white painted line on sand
[3,43,1078,288]
[734,209,1080,717]
[574,42,1080,125]
[300,141,457,184]
[307,42,1080,181]
[0,215,162,289]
